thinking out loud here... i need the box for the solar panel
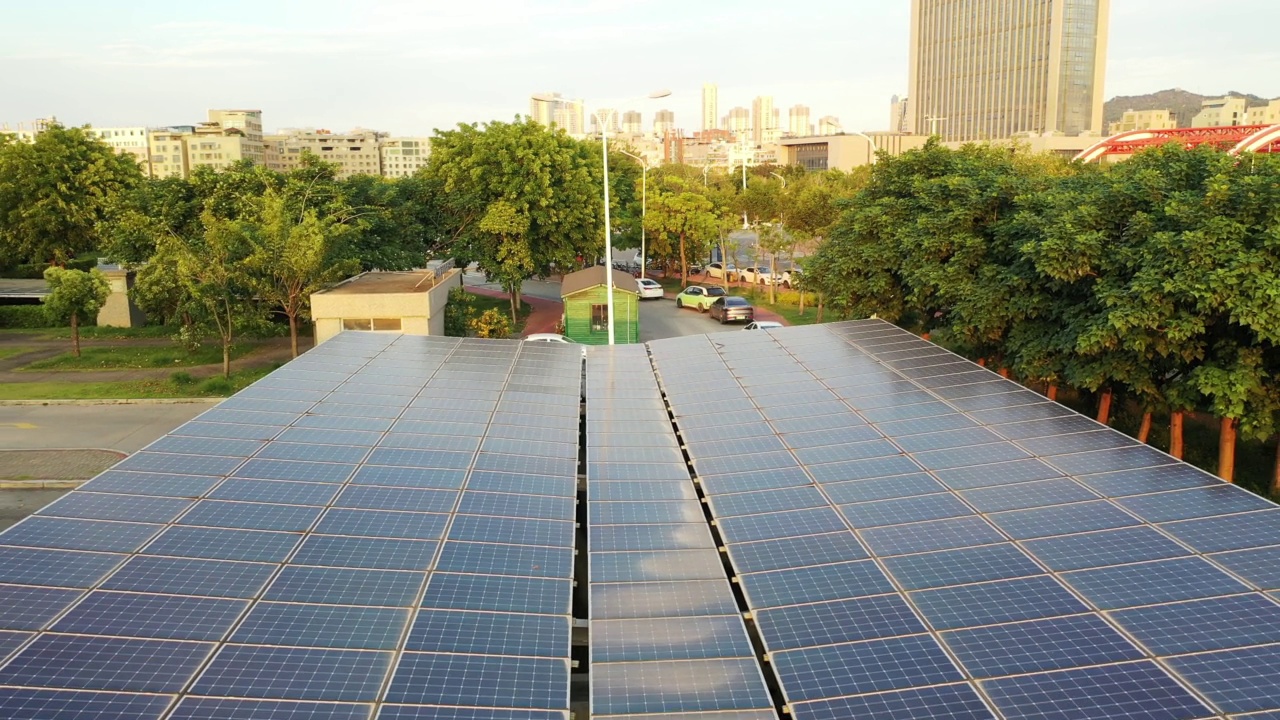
[585,346,777,719]
[649,319,1279,717]
[0,334,579,718]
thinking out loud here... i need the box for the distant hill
[1104,89,1272,127]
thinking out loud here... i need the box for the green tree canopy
[42,267,112,357]
[0,125,143,264]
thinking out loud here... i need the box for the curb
[0,480,83,490]
[0,398,224,407]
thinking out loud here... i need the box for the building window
[342,318,402,332]
[591,304,608,332]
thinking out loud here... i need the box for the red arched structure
[1074,124,1280,163]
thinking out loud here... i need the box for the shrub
[0,305,59,329]
[170,371,196,385]
[444,287,477,337]
[199,377,233,394]
[469,309,512,339]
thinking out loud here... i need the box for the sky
[2,0,1278,137]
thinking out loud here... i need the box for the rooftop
[317,269,453,296]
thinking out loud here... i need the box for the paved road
[639,297,742,343]
[0,402,214,454]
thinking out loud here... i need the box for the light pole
[533,90,670,345]
[619,149,648,280]
[846,131,880,166]
[768,171,787,188]
[739,135,749,229]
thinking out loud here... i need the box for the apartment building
[816,116,841,136]
[1247,99,1280,126]
[263,128,385,179]
[909,0,1111,141]
[653,110,675,138]
[530,93,585,135]
[148,129,193,179]
[85,127,150,170]
[621,111,643,136]
[1191,96,1249,127]
[702,83,718,133]
[788,105,811,138]
[381,138,431,178]
[1108,109,1177,134]
[752,96,776,146]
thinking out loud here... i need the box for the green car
[675,285,728,312]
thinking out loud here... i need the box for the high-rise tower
[908,0,1110,141]
[702,84,718,133]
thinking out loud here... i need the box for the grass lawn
[0,325,177,340]
[21,343,253,371]
[0,366,277,400]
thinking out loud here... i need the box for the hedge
[0,305,60,329]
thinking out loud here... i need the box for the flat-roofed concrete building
[702,84,718,133]
[264,128,385,179]
[311,268,462,345]
[788,105,811,138]
[909,0,1110,142]
[1109,109,1177,134]
[1191,96,1249,127]
[381,138,430,178]
[1248,100,1280,126]
[780,133,929,172]
[148,129,192,179]
[85,127,151,171]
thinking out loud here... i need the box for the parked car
[636,278,664,300]
[675,285,727,312]
[739,266,778,285]
[780,268,803,288]
[709,296,755,324]
[705,262,739,282]
[744,320,783,331]
[524,333,585,357]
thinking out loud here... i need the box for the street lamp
[532,90,671,345]
[768,171,787,188]
[619,149,648,281]
[846,131,880,166]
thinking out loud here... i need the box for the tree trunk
[798,288,805,315]
[223,340,231,379]
[1047,384,1058,401]
[816,295,824,323]
[1218,417,1237,483]
[768,252,776,305]
[1137,412,1152,443]
[1271,437,1280,497]
[1170,411,1184,459]
[71,312,81,358]
[679,233,688,288]
[1096,388,1113,424]
[288,313,299,359]
[509,285,519,326]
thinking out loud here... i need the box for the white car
[780,268,803,288]
[705,262,739,282]
[740,266,778,285]
[744,321,784,331]
[524,333,586,357]
[636,278,664,300]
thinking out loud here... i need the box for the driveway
[0,402,213,454]
[639,298,743,343]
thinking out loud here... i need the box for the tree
[98,176,200,266]
[246,191,361,358]
[42,267,111,357]
[470,309,512,339]
[164,213,262,378]
[0,125,143,264]
[478,201,534,324]
[645,186,718,285]
[428,119,604,279]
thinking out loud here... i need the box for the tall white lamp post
[846,131,880,166]
[619,149,649,280]
[532,90,670,345]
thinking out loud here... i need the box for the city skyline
[2,0,1278,138]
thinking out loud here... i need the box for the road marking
[0,423,37,429]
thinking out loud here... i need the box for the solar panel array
[585,346,777,720]
[650,319,1280,720]
[0,332,582,719]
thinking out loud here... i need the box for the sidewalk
[463,287,564,337]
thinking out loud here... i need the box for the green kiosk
[560,266,640,345]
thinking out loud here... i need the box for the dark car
[709,296,754,324]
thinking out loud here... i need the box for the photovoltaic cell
[772,634,965,700]
[980,662,1210,720]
